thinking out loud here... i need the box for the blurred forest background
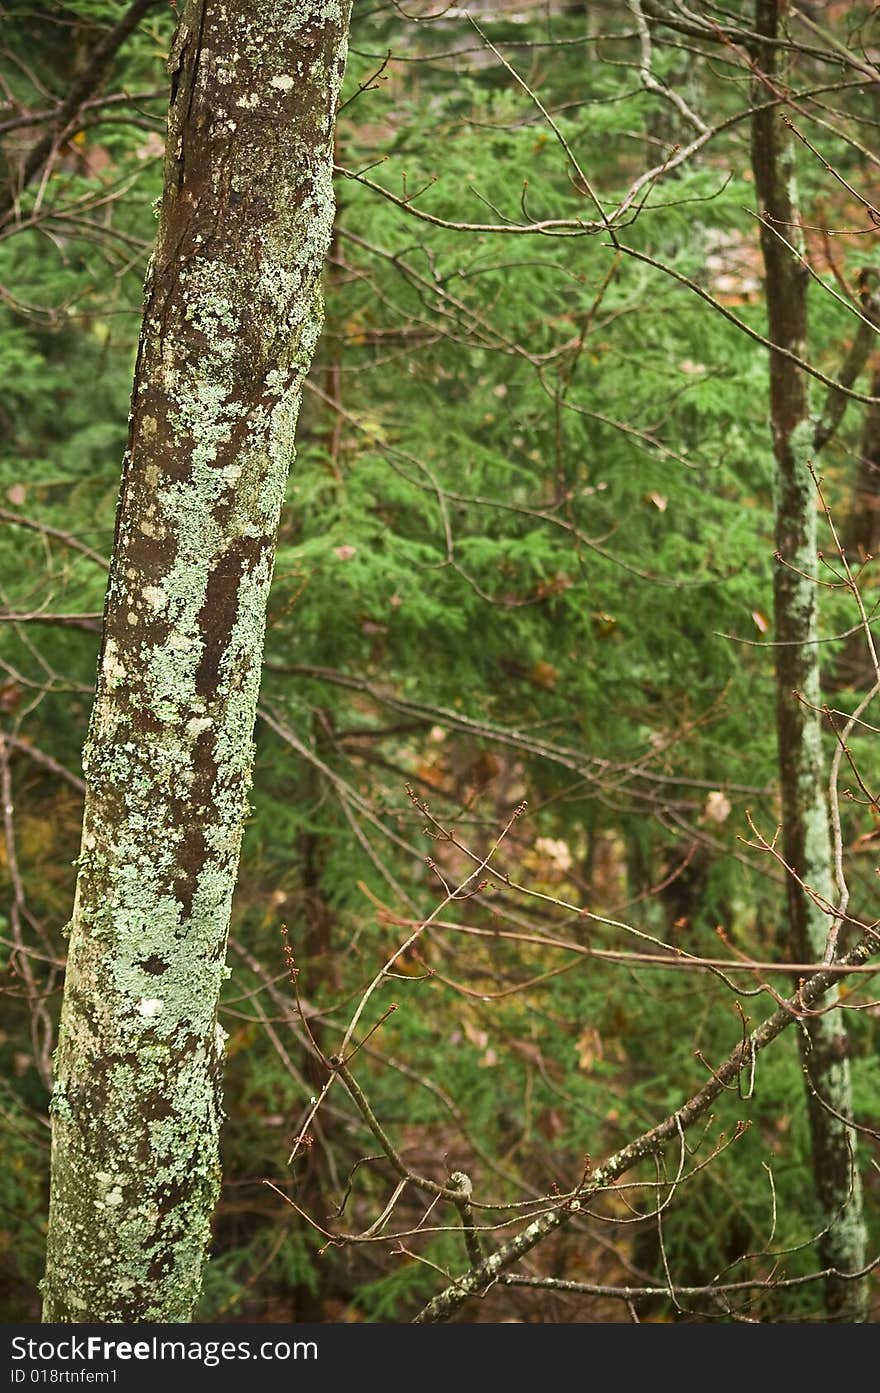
[1,0,879,1322]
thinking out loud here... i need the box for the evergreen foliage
[0,0,877,1321]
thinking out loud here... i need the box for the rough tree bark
[42,0,352,1322]
[751,0,868,1322]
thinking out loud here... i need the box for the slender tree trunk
[42,0,351,1323]
[834,358,880,689]
[751,0,867,1321]
[841,360,880,565]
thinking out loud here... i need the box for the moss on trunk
[751,0,868,1323]
[42,0,351,1323]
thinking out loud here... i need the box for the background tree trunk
[42,0,351,1322]
[751,0,868,1322]
[834,358,880,689]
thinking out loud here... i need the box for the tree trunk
[834,358,880,689]
[751,0,867,1321]
[42,0,351,1323]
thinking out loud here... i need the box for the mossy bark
[42,0,351,1323]
[751,0,868,1322]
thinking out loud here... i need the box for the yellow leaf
[575,1025,603,1071]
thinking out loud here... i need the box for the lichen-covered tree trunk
[42,0,351,1323]
[751,0,868,1322]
